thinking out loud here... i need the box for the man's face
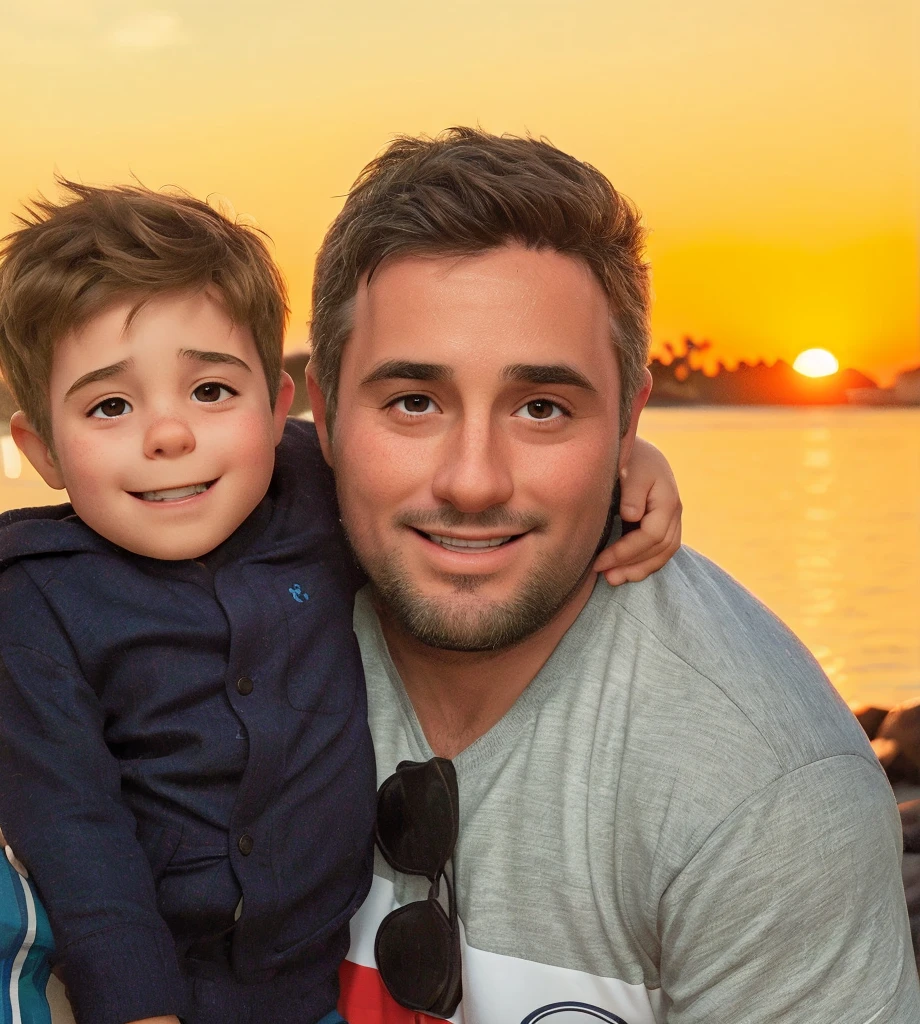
[313,244,648,651]
[20,290,293,560]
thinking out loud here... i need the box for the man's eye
[514,399,566,421]
[393,395,437,416]
[89,398,132,419]
[192,382,237,403]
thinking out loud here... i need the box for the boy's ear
[306,367,332,467]
[272,372,296,444]
[10,412,66,490]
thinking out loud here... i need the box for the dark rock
[851,704,890,740]
[901,800,920,855]
[871,738,920,785]
[876,700,920,783]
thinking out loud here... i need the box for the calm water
[2,407,918,707]
[638,407,920,708]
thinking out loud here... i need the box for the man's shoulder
[560,549,888,922]
[590,545,872,772]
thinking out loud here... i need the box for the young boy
[0,182,377,1024]
[0,181,681,1024]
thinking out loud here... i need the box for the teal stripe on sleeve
[0,853,53,1024]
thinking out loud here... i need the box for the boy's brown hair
[0,179,288,445]
[310,127,650,434]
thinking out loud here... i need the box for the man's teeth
[141,483,210,502]
[427,534,513,550]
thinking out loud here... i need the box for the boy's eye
[393,395,437,416]
[90,398,132,419]
[192,382,237,403]
[513,399,566,421]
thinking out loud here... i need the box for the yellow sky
[2,0,917,382]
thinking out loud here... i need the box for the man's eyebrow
[64,360,133,400]
[359,360,453,387]
[179,349,253,372]
[502,363,597,393]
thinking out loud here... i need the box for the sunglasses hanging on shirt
[374,756,462,1017]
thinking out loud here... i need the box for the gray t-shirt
[341,547,920,1024]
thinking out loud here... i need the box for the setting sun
[793,348,840,378]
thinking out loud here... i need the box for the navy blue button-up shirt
[0,420,376,1024]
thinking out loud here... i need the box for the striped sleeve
[0,849,53,1024]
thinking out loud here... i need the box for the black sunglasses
[374,757,462,1017]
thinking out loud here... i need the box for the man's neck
[375,574,597,759]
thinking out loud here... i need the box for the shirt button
[238,833,254,856]
[236,676,254,696]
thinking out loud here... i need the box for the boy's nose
[143,417,196,459]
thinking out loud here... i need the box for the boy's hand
[594,437,682,586]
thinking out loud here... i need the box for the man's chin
[368,558,594,653]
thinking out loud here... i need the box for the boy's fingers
[595,518,681,582]
[619,441,679,509]
[593,512,678,572]
[631,504,673,545]
[602,545,669,586]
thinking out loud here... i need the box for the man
[307,128,920,1023]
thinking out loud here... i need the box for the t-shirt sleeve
[0,576,187,1024]
[657,754,920,1023]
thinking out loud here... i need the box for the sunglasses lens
[376,759,458,877]
[375,898,462,1016]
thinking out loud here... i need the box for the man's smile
[404,526,535,576]
[420,530,523,552]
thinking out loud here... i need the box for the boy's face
[15,290,293,560]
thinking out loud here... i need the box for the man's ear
[306,367,333,468]
[272,372,297,444]
[10,412,65,490]
[617,368,653,474]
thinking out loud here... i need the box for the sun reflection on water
[639,407,920,707]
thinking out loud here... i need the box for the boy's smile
[134,481,215,502]
[14,290,293,560]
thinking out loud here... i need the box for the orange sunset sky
[2,1,918,383]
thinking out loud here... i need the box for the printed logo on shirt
[288,584,308,603]
[522,1002,631,1024]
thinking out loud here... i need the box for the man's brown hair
[310,127,650,432]
[0,179,288,445]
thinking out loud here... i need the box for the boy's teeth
[428,534,511,550]
[141,483,209,502]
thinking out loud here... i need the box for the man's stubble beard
[339,499,619,654]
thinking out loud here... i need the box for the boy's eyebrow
[359,360,453,387]
[501,363,597,393]
[179,349,253,372]
[64,360,133,400]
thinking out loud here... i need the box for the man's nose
[143,415,196,459]
[431,422,513,513]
